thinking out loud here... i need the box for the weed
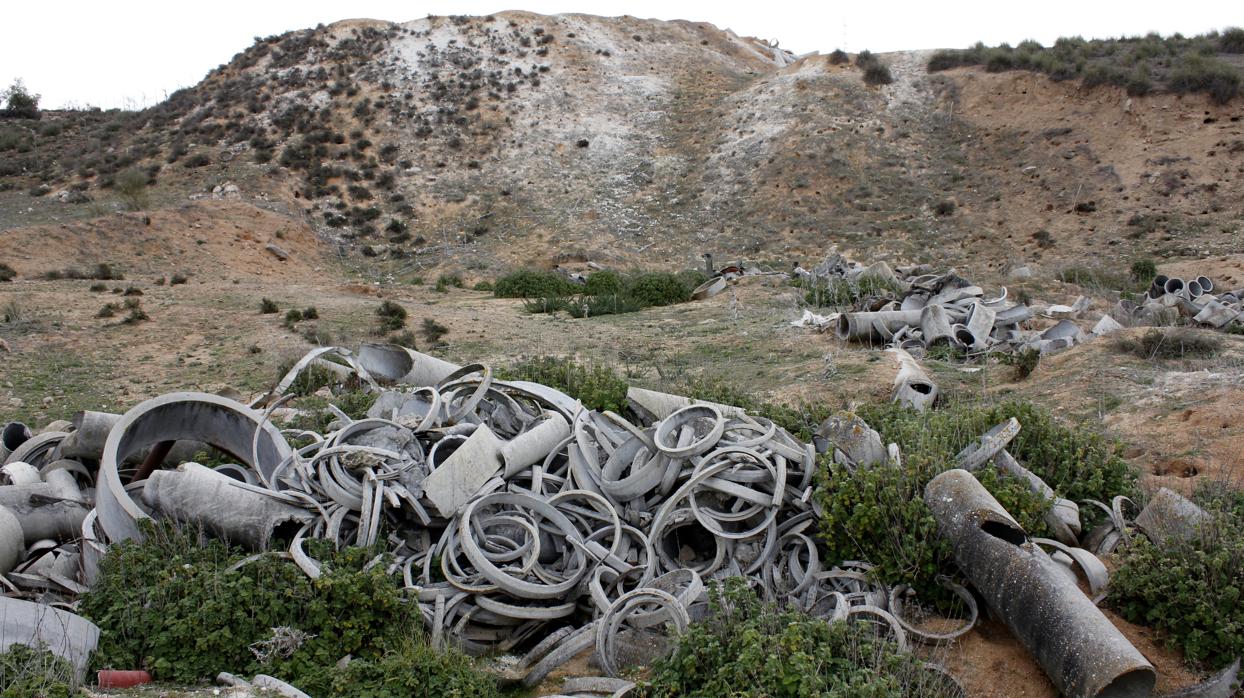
[96,303,119,318]
[796,274,904,308]
[170,273,188,285]
[1002,347,1041,379]
[115,168,150,211]
[284,308,303,328]
[0,644,73,697]
[636,578,954,697]
[1114,328,1222,360]
[1130,258,1157,283]
[0,263,14,282]
[302,306,319,320]
[1056,266,1137,292]
[1112,489,1244,667]
[493,269,580,298]
[497,356,629,413]
[934,199,956,216]
[420,318,449,345]
[260,298,279,314]
[375,300,407,333]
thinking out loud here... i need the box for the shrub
[583,269,623,295]
[122,304,150,324]
[183,152,212,168]
[863,62,895,85]
[0,263,14,282]
[493,269,580,298]
[376,300,407,332]
[1130,258,1157,283]
[797,273,904,308]
[1114,328,1222,360]
[828,49,849,65]
[115,168,150,211]
[622,271,693,307]
[635,579,952,698]
[284,308,303,328]
[1222,27,1244,53]
[302,306,318,319]
[1167,55,1241,103]
[260,298,279,314]
[78,521,487,690]
[96,303,119,318]
[435,273,464,292]
[934,199,955,216]
[1,80,40,120]
[295,639,500,697]
[0,644,73,697]
[497,356,629,413]
[1055,265,1135,292]
[817,401,1136,602]
[1112,494,1244,667]
[472,281,493,292]
[1002,346,1041,379]
[420,318,449,345]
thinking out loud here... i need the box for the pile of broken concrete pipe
[0,344,1237,697]
[802,255,1114,358]
[1114,273,1244,331]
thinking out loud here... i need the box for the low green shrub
[497,356,629,413]
[376,300,407,332]
[260,298,279,314]
[519,270,705,317]
[492,269,579,298]
[0,263,14,282]
[635,579,956,698]
[1056,265,1138,292]
[1168,54,1241,104]
[296,640,500,697]
[1114,328,1223,360]
[0,644,73,698]
[796,274,904,308]
[80,521,454,688]
[1130,258,1157,283]
[1112,492,1244,667]
[817,401,1136,602]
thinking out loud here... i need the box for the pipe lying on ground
[834,310,924,342]
[920,305,954,346]
[886,347,938,411]
[925,469,1154,698]
[97,392,294,543]
[0,506,22,575]
[142,463,314,550]
[358,342,462,387]
[1134,488,1210,546]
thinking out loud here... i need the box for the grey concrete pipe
[58,411,122,460]
[962,302,997,351]
[834,310,924,342]
[887,348,937,411]
[1196,275,1213,293]
[1,423,32,462]
[1164,277,1185,296]
[925,469,1154,697]
[1187,280,1204,299]
[501,413,571,478]
[358,342,461,387]
[97,392,294,543]
[0,505,22,575]
[920,305,954,346]
[142,463,314,550]
[993,304,1032,327]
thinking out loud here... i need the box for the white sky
[5,0,1239,109]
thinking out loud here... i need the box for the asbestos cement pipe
[358,343,461,387]
[0,505,23,575]
[58,411,122,461]
[97,392,294,543]
[921,305,954,347]
[142,462,314,550]
[886,347,938,412]
[925,469,1154,698]
[1164,277,1185,296]
[501,413,571,478]
[834,309,924,343]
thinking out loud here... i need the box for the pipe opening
[1,423,30,451]
[1096,667,1157,698]
[910,382,934,395]
[980,519,1026,546]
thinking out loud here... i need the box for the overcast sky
[5,0,1238,109]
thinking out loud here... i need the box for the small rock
[265,243,290,261]
[42,396,54,406]
[8,398,23,408]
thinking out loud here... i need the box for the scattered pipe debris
[0,344,1229,694]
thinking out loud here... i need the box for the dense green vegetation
[0,644,72,698]
[1112,483,1244,668]
[816,401,1136,602]
[494,269,708,317]
[497,355,631,413]
[79,522,499,696]
[928,30,1243,103]
[636,579,957,697]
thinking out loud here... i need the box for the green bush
[1222,27,1244,53]
[1112,497,1244,667]
[376,300,407,332]
[497,356,629,413]
[582,269,623,295]
[623,271,694,307]
[1,80,40,120]
[1167,54,1241,103]
[492,269,579,298]
[828,49,849,65]
[115,168,150,211]
[0,263,14,282]
[635,579,955,698]
[421,317,449,345]
[260,298,279,314]
[519,270,704,318]
[1056,265,1137,292]
[817,401,1136,602]
[296,640,500,697]
[0,644,73,698]
[797,274,904,308]
[79,522,454,688]
[1130,258,1157,283]
[863,62,894,85]
[1114,328,1223,360]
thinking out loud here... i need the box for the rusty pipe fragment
[925,469,1154,697]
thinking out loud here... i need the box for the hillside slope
[1,12,1242,282]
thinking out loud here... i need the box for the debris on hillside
[0,344,1232,695]
[794,255,1244,373]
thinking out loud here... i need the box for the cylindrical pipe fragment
[142,463,313,550]
[59,411,122,461]
[358,343,461,387]
[921,305,954,347]
[925,469,1154,698]
[1164,277,1185,296]
[97,392,294,544]
[0,423,32,462]
[834,310,924,343]
[501,414,571,478]
[1187,280,1204,299]
[0,505,23,575]
[1196,275,1213,293]
[887,347,938,412]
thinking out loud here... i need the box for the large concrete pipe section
[925,469,1154,697]
[97,392,294,543]
[358,342,462,387]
